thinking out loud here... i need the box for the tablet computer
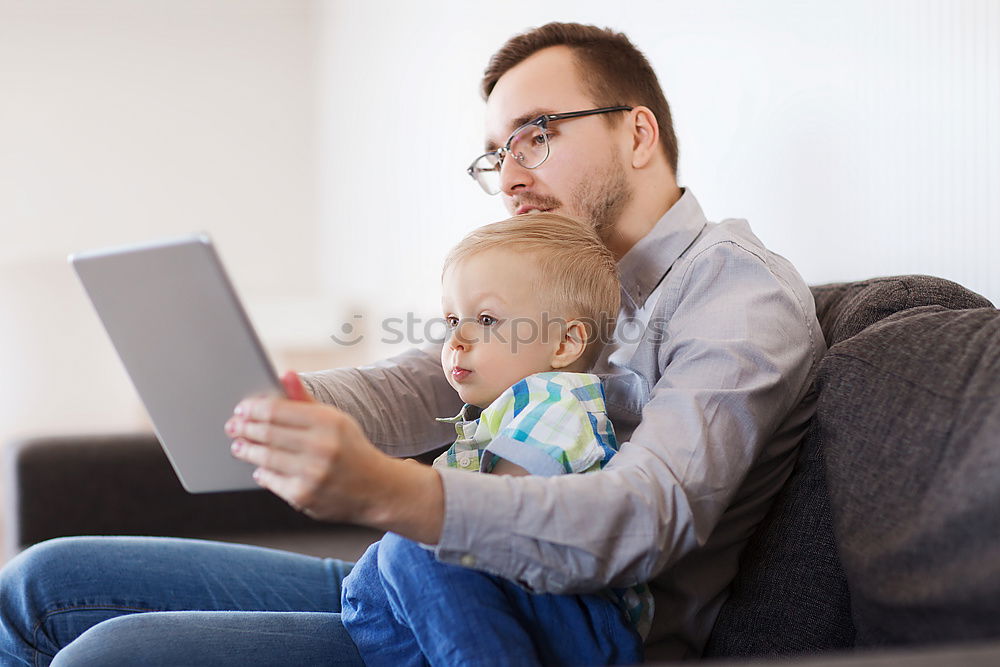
[70,234,284,493]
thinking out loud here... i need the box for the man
[0,23,823,665]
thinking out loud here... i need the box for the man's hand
[225,371,445,543]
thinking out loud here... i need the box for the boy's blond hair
[442,212,620,368]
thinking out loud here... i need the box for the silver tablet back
[70,234,283,493]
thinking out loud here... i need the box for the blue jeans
[0,536,362,666]
[341,532,644,667]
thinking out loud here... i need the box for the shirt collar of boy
[435,403,484,425]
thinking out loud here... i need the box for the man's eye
[479,314,498,326]
[531,132,549,146]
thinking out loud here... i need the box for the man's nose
[499,154,533,196]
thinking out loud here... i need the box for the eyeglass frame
[466,105,633,195]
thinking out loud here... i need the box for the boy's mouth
[451,367,472,382]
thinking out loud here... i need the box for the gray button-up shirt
[301,189,825,659]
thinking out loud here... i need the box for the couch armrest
[2,433,343,557]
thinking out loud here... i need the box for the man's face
[440,248,567,408]
[484,46,633,237]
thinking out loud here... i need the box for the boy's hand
[225,371,444,542]
[490,458,530,476]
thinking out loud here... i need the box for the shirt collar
[616,188,708,308]
[435,403,483,424]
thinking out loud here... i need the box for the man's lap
[0,535,359,666]
[2,533,643,666]
[49,610,363,667]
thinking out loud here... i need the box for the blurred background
[1,0,998,449]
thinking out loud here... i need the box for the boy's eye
[478,314,498,326]
[445,316,459,328]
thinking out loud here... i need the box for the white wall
[662,0,1000,295]
[1,0,998,446]
[317,0,1000,336]
[0,0,326,442]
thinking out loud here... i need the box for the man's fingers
[251,467,313,515]
[233,396,326,429]
[251,467,292,502]
[231,439,304,475]
[224,417,310,452]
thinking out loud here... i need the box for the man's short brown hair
[482,22,679,175]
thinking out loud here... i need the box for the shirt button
[458,455,472,468]
[460,554,476,567]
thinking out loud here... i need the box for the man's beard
[511,151,633,239]
[572,151,633,240]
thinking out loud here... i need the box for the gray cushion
[818,305,1000,645]
[703,423,856,657]
[811,275,992,347]
[704,276,994,658]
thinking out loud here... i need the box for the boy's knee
[375,533,437,587]
[376,533,431,572]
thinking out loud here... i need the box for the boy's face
[440,248,567,408]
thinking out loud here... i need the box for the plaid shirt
[434,371,654,638]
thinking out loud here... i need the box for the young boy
[340,212,651,666]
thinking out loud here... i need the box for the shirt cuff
[434,467,515,576]
[484,435,566,477]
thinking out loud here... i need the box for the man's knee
[50,614,149,667]
[0,538,109,663]
[1,537,91,611]
[4,536,81,574]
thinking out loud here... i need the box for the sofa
[4,275,999,665]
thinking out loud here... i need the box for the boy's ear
[550,319,588,369]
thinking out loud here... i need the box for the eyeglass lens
[471,122,550,194]
[506,122,550,169]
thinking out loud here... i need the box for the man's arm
[228,369,448,542]
[299,344,462,457]
[229,239,821,587]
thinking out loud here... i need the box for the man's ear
[550,319,588,369]
[628,106,660,169]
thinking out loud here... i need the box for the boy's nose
[449,320,476,349]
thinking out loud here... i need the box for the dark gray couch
[4,275,999,664]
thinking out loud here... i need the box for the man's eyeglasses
[467,106,633,195]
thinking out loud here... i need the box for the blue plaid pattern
[435,372,653,638]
